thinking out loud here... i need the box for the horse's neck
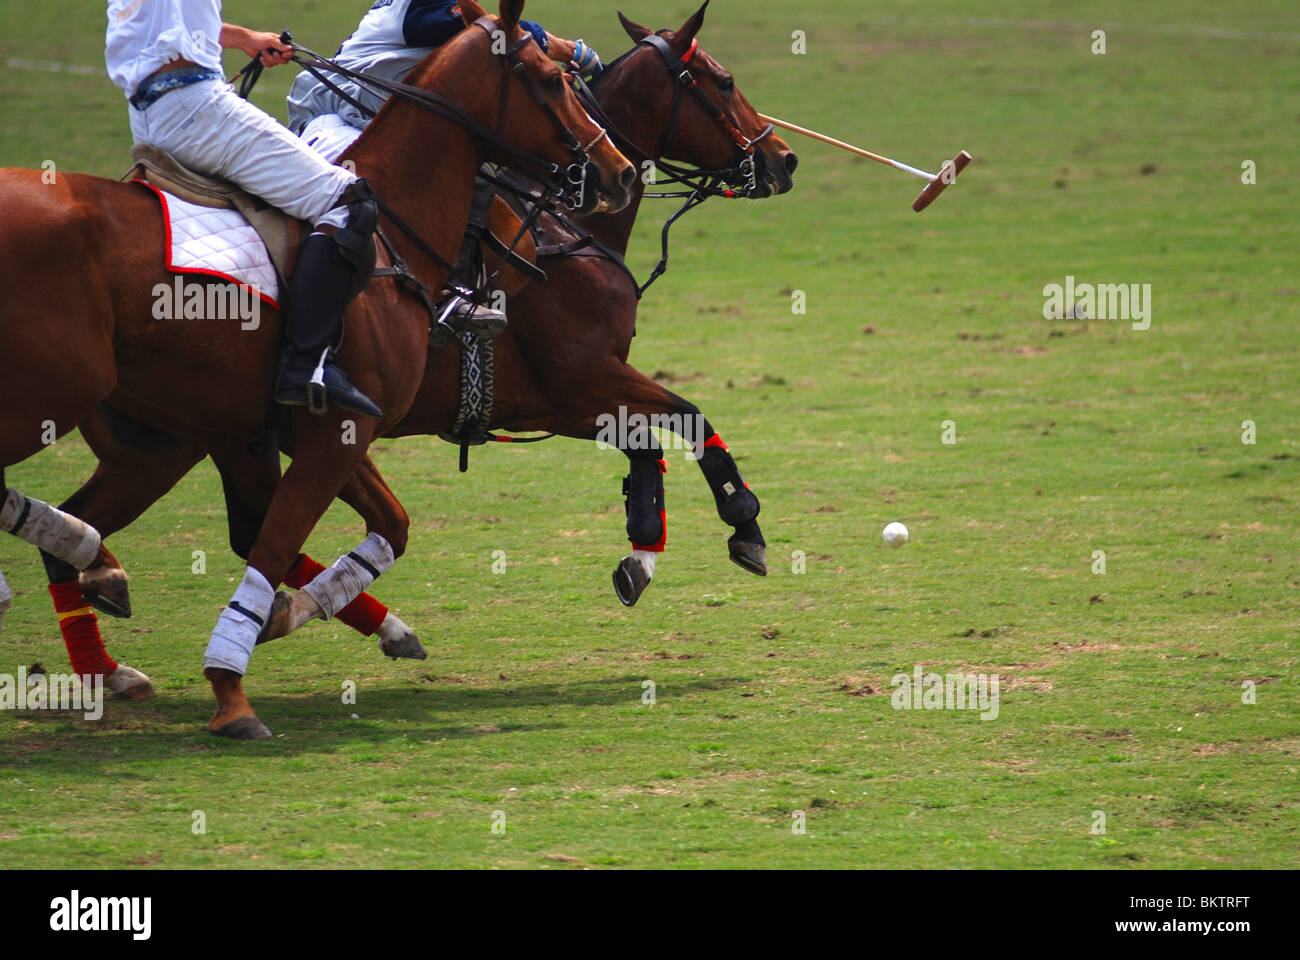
[577,86,670,256]
[346,105,482,289]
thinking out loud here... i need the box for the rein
[286,22,597,211]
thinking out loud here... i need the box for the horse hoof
[728,538,767,576]
[106,663,155,701]
[377,614,428,660]
[210,713,272,740]
[255,591,294,644]
[81,565,132,619]
[613,555,651,607]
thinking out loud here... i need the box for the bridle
[485,18,610,212]
[640,34,774,199]
[575,32,775,200]
[562,32,777,297]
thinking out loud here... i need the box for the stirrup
[307,348,330,416]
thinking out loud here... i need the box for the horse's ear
[460,0,487,25]
[499,0,524,35]
[618,11,652,42]
[672,1,708,50]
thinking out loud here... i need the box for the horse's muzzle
[754,146,798,197]
[585,159,636,214]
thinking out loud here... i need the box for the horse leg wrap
[624,458,667,551]
[1,487,102,571]
[0,570,11,617]
[286,553,389,636]
[301,532,395,621]
[49,580,117,676]
[698,440,760,527]
[204,567,275,676]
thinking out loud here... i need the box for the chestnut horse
[30,4,795,684]
[0,0,633,737]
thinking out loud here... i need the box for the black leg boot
[274,233,383,419]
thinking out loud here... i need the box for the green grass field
[0,0,1296,868]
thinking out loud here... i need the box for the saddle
[128,146,545,307]
[125,144,304,291]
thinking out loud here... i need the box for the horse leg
[49,409,205,619]
[204,428,406,738]
[607,379,767,575]
[0,566,9,636]
[38,405,215,698]
[259,455,423,659]
[692,420,767,577]
[612,428,667,607]
[2,483,115,656]
[282,551,423,659]
[562,367,767,602]
[0,470,7,635]
[331,457,424,659]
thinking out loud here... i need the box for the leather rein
[287,19,601,213]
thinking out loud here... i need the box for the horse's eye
[546,74,564,92]
[718,76,734,95]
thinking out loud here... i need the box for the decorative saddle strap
[436,330,496,473]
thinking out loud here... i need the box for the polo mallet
[759,114,971,212]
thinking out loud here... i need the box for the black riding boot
[274,232,383,419]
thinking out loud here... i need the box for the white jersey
[288,0,439,133]
[105,0,224,97]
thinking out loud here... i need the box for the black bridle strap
[639,34,774,159]
[288,30,583,188]
[573,35,771,199]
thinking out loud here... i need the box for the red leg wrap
[49,580,117,676]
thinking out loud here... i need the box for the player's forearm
[219,23,254,52]
[546,34,577,64]
[219,24,292,66]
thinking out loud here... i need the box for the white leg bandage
[203,567,275,676]
[0,571,12,633]
[632,549,658,580]
[301,532,395,621]
[1,487,102,570]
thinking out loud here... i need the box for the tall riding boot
[274,233,382,419]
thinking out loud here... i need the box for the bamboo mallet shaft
[758,113,971,212]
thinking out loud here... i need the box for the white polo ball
[882,521,909,548]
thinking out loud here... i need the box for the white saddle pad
[140,182,280,307]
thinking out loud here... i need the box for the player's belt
[129,64,221,111]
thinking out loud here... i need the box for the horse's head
[607,3,798,197]
[445,0,635,213]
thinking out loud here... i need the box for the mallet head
[911,150,972,212]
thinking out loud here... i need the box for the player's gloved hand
[570,39,604,78]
